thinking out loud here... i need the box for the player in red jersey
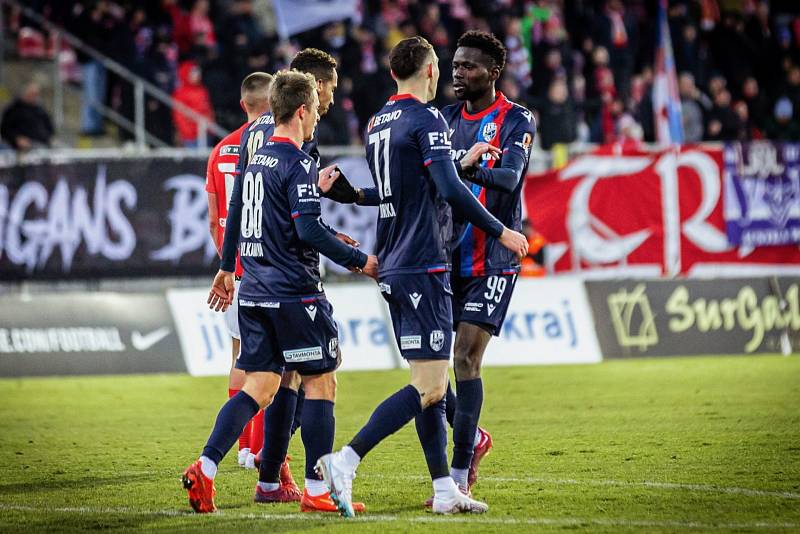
[205,72,273,469]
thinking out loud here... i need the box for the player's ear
[427,63,433,79]
[389,69,397,81]
[239,99,246,113]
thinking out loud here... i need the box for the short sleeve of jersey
[287,156,321,219]
[205,148,218,193]
[503,109,537,166]
[415,107,453,166]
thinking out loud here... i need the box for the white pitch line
[0,504,796,530]
[367,474,800,500]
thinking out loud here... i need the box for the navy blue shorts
[452,274,518,336]
[236,297,340,375]
[379,272,453,360]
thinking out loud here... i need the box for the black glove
[321,167,359,204]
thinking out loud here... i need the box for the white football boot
[315,452,356,517]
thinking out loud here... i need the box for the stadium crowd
[4,0,800,149]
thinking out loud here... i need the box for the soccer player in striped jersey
[315,36,528,518]
[439,30,537,499]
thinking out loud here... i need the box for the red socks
[250,409,265,455]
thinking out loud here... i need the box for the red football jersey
[206,122,248,277]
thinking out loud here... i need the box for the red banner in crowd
[525,144,800,277]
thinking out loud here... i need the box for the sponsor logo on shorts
[328,337,339,356]
[283,346,323,362]
[487,304,496,316]
[400,335,421,350]
[409,292,422,309]
[305,305,317,321]
[239,300,280,308]
[464,302,484,312]
[379,283,391,294]
[429,330,444,352]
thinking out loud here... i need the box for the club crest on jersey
[305,305,317,321]
[409,292,422,309]
[429,330,445,352]
[328,337,339,356]
[522,132,533,151]
[482,122,497,142]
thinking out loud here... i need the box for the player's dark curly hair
[290,48,337,82]
[389,36,434,80]
[456,30,507,71]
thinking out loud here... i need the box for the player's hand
[336,232,360,247]
[498,227,529,260]
[359,255,379,280]
[317,164,340,194]
[460,142,501,168]
[208,270,235,312]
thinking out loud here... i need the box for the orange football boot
[181,460,217,513]
[300,489,366,513]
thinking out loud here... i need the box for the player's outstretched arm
[429,158,528,259]
[294,214,375,276]
[318,164,381,206]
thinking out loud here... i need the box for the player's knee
[421,385,446,408]
[302,371,337,402]
[454,351,481,380]
[281,370,302,390]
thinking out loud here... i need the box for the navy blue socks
[290,387,305,436]
[259,386,298,483]
[349,385,422,458]
[451,378,483,470]
[301,399,335,480]
[202,390,260,465]
[414,398,450,480]
[444,380,457,426]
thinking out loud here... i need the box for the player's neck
[273,123,303,148]
[395,80,429,103]
[465,87,497,115]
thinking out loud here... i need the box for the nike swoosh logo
[131,327,171,351]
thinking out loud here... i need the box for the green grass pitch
[0,355,798,532]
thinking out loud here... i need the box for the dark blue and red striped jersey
[441,92,535,277]
[237,111,320,176]
[364,94,455,276]
[235,136,324,301]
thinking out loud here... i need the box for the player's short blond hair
[269,70,317,125]
[240,72,273,109]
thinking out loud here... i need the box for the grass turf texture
[0,355,798,533]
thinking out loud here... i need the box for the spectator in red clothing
[172,61,214,147]
[189,0,216,50]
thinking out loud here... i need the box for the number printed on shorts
[241,171,264,238]
[484,276,507,304]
